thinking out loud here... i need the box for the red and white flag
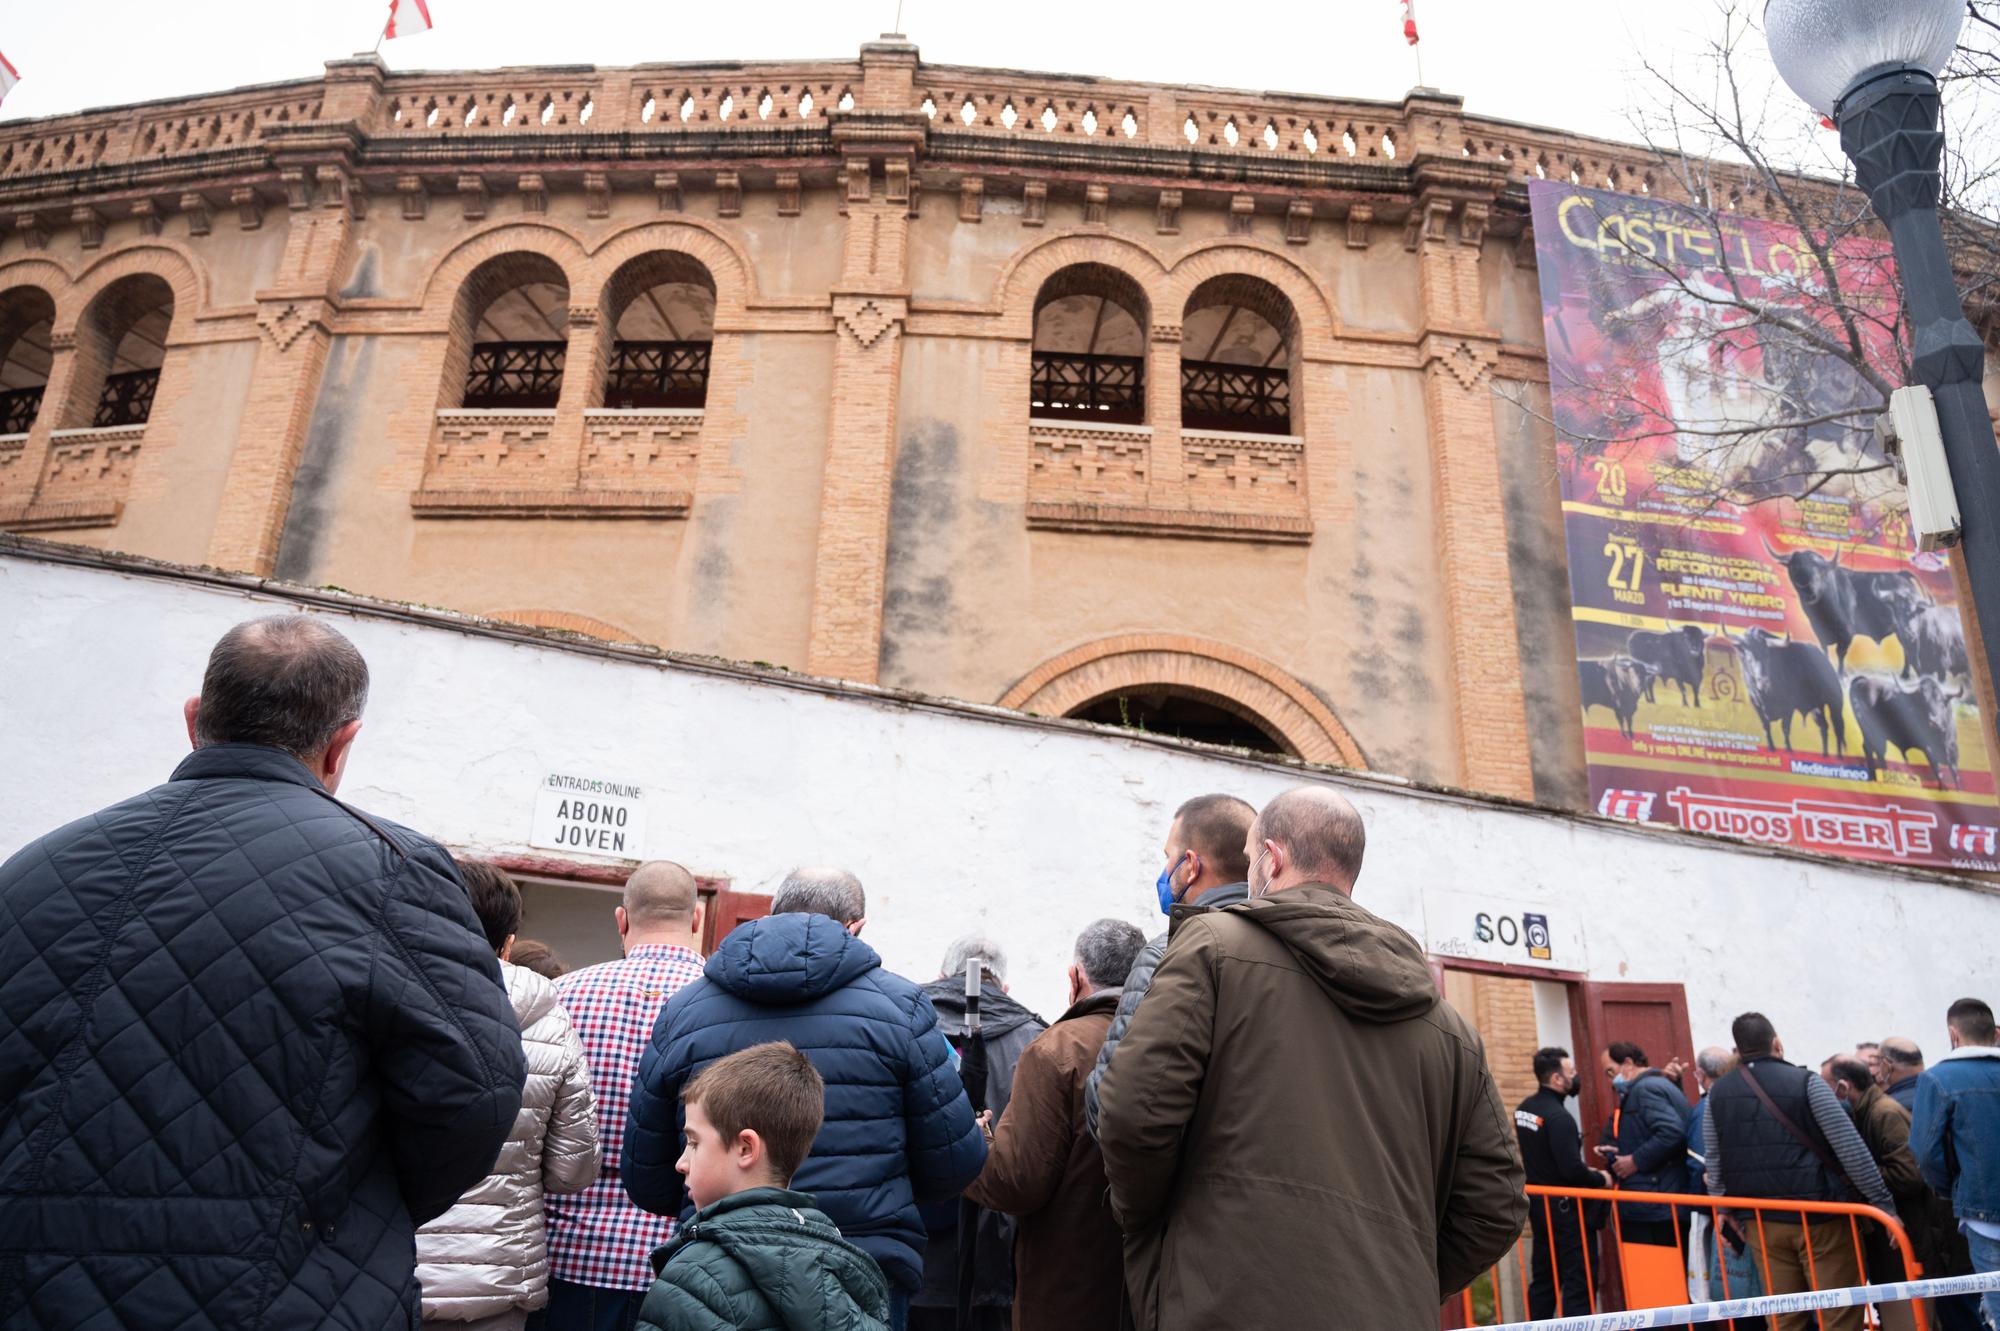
[1400,0,1420,46]
[0,52,20,109]
[383,0,434,40]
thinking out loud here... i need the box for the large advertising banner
[1529,181,2000,870]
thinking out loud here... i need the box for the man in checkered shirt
[543,861,708,1331]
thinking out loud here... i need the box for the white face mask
[1250,847,1273,897]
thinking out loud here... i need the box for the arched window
[448,253,570,410]
[1180,274,1298,435]
[601,252,715,409]
[68,274,174,429]
[1069,688,1290,755]
[1031,263,1149,425]
[0,286,55,435]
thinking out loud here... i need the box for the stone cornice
[0,47,1827,224]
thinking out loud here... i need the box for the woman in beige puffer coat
[417,956,601,1329]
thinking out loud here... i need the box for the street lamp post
[1765,1,2000,720]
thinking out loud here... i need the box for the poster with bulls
[1529,181,2000,870]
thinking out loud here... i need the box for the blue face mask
[1612,1074,1631,1094]
[1155,857,1183,916]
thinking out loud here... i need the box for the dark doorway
[1069,688,1289,754]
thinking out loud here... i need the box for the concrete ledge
[1,498,124,531]
[409,488,691,518]
[1026,500,1312,543]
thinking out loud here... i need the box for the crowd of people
[0,614,1993,1331]
[1513,1011,2000,1331]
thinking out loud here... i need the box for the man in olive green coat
[1097,786,1527,1330]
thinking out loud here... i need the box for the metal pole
[1838,67,2000,737]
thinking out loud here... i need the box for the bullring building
[3,36,1998,1159]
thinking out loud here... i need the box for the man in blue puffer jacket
[626,867,986,1331]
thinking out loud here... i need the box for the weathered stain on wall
[275,334,375,583]
[1496,385,1589,808]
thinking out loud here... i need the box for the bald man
[1098,786,1525,1330]
[544,860,708,1328]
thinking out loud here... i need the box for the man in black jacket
[1703,1013,1895,1331]
[1084,792,1254,1138]
[0,614,525,1331]
[913,935,1045,1331]
[1518,1047,1614,1319]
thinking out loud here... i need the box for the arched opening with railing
[1030,263,1149,425]
[1180,274,1298,436]
[1068,687,1291,755]
[445,253,570,410]
[600,252,716,410]
[67,274,174,429]
[999,635,1365,767]
[0,286,55,436]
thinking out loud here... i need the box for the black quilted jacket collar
[172,742,327,789]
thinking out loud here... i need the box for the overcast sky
[0,0,1797,148]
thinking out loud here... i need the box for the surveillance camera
[1876,385,1962,552]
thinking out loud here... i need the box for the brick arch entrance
[488,607,640,643]
[998,634,1366,767]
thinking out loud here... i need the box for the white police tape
[1480,1270,2000,1331]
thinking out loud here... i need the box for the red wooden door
[1576,980,1695,1140]
[1575,981,1696,1313]
[700,888,772,955]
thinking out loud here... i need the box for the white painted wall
[4,547,1997,1063]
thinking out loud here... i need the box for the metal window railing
[462,340,566,410]
[604,340,711,410]
[1179,358,1291,435]
[0,385,43,434]
[1030,350,1146,425]
[93,370,158,428]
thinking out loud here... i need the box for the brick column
[1414,190,1535,800]
[806,40,925,682]
[1145,322,1184,511]
[547,303,608,483]
[807,257,909,681]
[204,195,355,574]
[204,59,381,575]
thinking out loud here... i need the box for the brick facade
[0,39,1943,805]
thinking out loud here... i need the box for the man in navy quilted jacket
[624,867,986,1331]
[0,614,526,1331]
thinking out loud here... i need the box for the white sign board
[1422,887,1586,972]
[530,773,646,858]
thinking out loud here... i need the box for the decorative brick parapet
[424,409,559,489]
[0,45,1830,235]
[1028,420,1151,508]
[1181,428,1306,515]
[0,425,141,529]
[0,434,27,495]
[1026,419,1312,542]
[412,408,700,518]
[580,409,702,492]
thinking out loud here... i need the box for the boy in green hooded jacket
[637,1041,890,1331]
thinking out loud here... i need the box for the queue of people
[1511,1006,2000,1331]
[1,613,1991,1331]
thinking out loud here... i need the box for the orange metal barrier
[1442,1186,1928,1331]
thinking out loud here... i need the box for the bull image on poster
[1529,182,2000,869]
